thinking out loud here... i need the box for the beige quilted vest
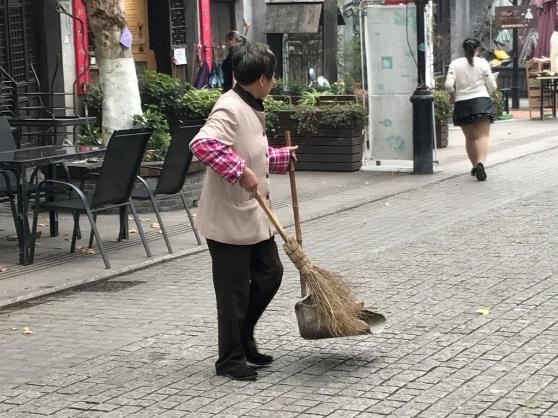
[191,90,274,245]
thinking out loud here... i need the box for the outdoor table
[0,145,106,265]
[535,76,558,120]
[9,116,97,146]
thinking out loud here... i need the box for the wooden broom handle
[255,192,289,243]
[285,131,303,246]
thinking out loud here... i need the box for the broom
[254,191,368,337]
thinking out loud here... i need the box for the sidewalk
[1,114,558,309]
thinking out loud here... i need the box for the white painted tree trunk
[86,0,142,143]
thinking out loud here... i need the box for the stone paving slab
[0,144,558,416]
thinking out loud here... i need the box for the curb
[0,246,208,310]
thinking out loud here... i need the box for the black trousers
[207,237,283,374]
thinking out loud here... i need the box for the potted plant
[432,89,452,148]
[267,98,368,172]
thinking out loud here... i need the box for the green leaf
[521,399,539,409]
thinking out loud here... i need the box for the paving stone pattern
[1,149,558,417]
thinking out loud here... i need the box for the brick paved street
[1,146,558,417]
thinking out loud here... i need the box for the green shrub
[432,89,453,124]
[133,106,171,162]
[264,96,295,134]
[76,125,102,146]
[139,70,192,125]
[491,90,506,119]
[181,88,221,119]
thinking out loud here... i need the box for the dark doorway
[211,0,235,47]
[147,0,172,74]
[148,0,197,80]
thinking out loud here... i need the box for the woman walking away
[445,38,497,181]
[222,30,247,92]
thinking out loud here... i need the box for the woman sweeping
[445,38,497,181]
[190,42,297,381]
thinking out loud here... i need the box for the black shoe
[471,167,477,176]
[217,365,257,381]
[244,340,274,366]
[246,351,273,366]
[475,162,487,181]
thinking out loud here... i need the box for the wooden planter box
[269,126,364,172]
[435,122,448,149]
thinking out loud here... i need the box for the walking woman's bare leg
[461,124,478,166]
[471,118,490,164]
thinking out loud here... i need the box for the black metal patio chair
[0,116,19,213]
[131,125,203,248]
[0,169,18,241]
[29,128,153,269]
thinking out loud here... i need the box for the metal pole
[512,0,520,109]
[410,0,434,174]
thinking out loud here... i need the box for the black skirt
[453,97,497,126]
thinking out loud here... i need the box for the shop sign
[495,6,537,29]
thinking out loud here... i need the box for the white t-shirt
[444,57,498,102]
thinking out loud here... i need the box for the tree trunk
[86,0,142,143]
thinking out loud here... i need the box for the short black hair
[232,42,277,85]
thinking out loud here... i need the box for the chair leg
[8,196,21,247]
[117,206,128,241]
[29,196,41,264]
[75,218,82,240]
[180,193,202,245]
[149,197,173,254]
[70,211,80,254]
[84,209,111,269]
[88,213,97,248]
[128,199,152,258]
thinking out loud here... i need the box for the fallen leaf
[0,265,7,273]
[150,223,160,229]
[128,229,138,234]
[11,327,17,331]
[141,218,151,222]
[22,326,33,335]
[78,247,97,255]
[476,308,491,316]
[521,400,539,409]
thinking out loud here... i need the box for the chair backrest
[91,128,152,208]
[155,124,202,195]
[0,116,17,152]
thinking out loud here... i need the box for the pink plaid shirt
[191,138,291,183]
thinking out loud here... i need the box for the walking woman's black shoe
[471,167,477,176]
[475,162,487,181]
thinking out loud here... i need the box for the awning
[265,2,323,33]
